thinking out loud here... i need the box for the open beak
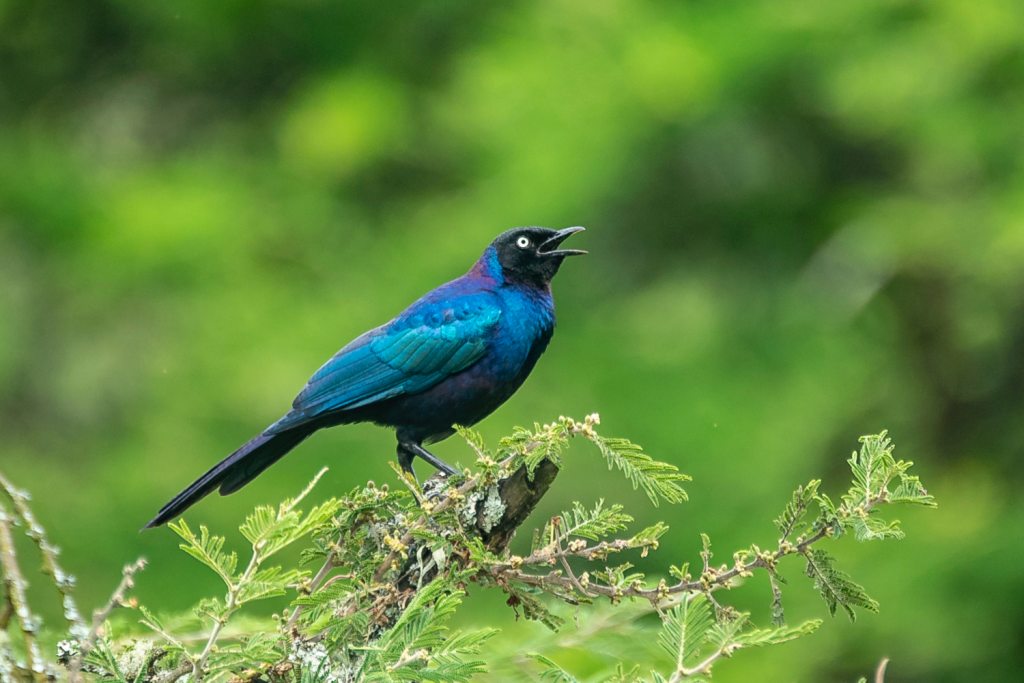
[539,226,587,257]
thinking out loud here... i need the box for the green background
[2,0,1022,680]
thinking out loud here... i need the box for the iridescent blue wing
[267,294,501,433]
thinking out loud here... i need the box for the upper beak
[539,226,587,257]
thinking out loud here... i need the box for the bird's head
[485,226,587,287]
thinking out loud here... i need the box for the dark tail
[144,424,315,529]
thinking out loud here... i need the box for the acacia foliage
[0,417,933,682]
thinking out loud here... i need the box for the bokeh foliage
[1,0,1022,680]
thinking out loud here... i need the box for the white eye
[516,236,531,249]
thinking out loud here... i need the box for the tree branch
[485,490,893,611]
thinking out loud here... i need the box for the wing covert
[268,296,500,432]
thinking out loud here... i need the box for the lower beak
[539,226,587,257]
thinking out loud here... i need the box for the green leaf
[236,566,307,604]
[891,471,936,507]
[631,522,670,550]
[82,639,126,681]
[848,513,905,541]
[845,432,892,508]
[503,584,566,630]
[193,596,226,622]
[454,424,491,461]
[498,422,571,474]
[361,576,496,682]
[239,487,340,560]
[658,594,714,669]
[700,532,712,567]
[552,500,633,543]
[590,434,690,507]
[239,504,281,546]
[775,480,820,541]
[169,520,237,586]
[804,549,878,620]
[814,492,839,527]
[732,618,821,647]
[136,604,165,634]
[530,654,581,682]
[843,431,935,511]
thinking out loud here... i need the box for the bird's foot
[398,441,458,477]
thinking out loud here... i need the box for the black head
[488,226,586,287]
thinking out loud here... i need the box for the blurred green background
[2,0,1022,680]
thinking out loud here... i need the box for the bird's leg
[399,440,458,476]
[396,442,417,479]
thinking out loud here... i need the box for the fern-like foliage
[534,500,633,554]
[529,654,580,682]
[803,549,879,620]
[532,596,821,682]
[360,578,496,682]
[168,520,238,586]
[0,417,934,682]
[136,468,344,680]
[774,479,820,542]
[590,434,690,506]
[848,431,935,507]
[662,595,821,679]
[764,430,936,622]
[658,595,715,673]
[492,415,690,506]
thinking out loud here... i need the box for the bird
[145,226,586,528]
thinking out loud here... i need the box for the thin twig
[285,553,337,630]
[69,557,147,681]
[490,526,831,607]
[556,533,595,599]
[195,474,327,678]
[489,490,896,610]
[0,503,46,681]
[677,643,735,679]
[875,657,890,683]
[194,549,260,680]
[88,558,148,641]
[0,471,86,637]
[0,595,12,629]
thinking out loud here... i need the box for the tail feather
[144,425,315,529]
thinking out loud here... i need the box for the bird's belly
[362,335,546,443]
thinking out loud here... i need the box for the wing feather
[267,295,500,433]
